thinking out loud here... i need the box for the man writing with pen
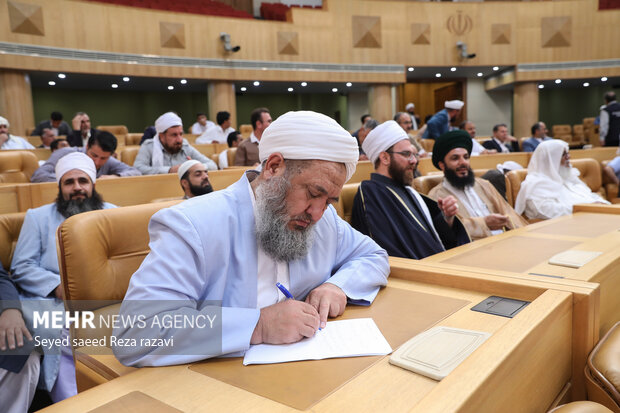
[427,130,528,240]
[113,111,389,366]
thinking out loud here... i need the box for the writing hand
[250,300,319,344]
[305,283,346,329]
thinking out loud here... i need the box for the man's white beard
[559,164,573,182]
[254,176,315,262]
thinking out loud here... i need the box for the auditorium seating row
[84,0,253,18]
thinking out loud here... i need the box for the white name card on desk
[548,250,603,268]
[243,318,392,365]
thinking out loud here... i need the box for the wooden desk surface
[42,277,575,413]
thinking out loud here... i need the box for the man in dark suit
[482,123,520,153]
[0,261,39,412]
[66,112,100,147]
[31,111,72,137]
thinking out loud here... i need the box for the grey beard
[55,190,104,218]
[254,176,315,262]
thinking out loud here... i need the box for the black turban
[432,130,473,169]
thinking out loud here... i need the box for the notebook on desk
[548,250,602,268]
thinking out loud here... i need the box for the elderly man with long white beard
[113,111,389,366]
[515,140,610,220]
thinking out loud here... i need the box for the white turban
[155,112,183,134]
[178,159,202,180]
[258,111,359,182]
[362,120,409,165]
[55,152,97,184]
[405,103,415,110]
[0,116,8,127]
[445,100,464,110]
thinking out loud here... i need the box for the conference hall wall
[32,87,348,133]
[539,84,614,130]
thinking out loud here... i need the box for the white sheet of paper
[243,318,392,365]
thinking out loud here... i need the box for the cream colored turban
[258,111,359,182]
[445,100,464,110]
[178,159,202,180]
[155,112,183,134]
[362,120,409,165]
[0,116,8,127]
[55,152,97,184]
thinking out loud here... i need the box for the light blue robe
[10,202,115,391]
[114,172,389,367]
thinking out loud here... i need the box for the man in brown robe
[428,130,528,240]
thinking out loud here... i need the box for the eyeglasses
[386,150,418,161]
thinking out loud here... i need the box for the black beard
[189,182,213,197]
[388,158,414,187]
[55,189,105,218]
[444,166,475,190]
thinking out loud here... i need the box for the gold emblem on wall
[446,11,472,36]
[7,1,44,36]
[541,16,571,48]
[411,23,430,45]
[278,31,299,55]
[491,24,511,45]
[352,16,381,48]
[160,22,185,49]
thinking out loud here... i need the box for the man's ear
[438,161,446,172]
[378,151,390,165]
[263,153,285,177]
[180,179,189,191]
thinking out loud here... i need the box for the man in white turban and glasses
[114,111,389,366]
[351,121,470,259]
[10,152,115,403]
[515,140,609,220]
[134,112,217,175]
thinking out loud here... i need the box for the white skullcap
[405,103,415,110]
[0,116,8,127]
[178,159,202,180]
[362,120,409,165]
[55,152,97,184]
[155,112,183,134]
[259,111,359,182]
[445,100,464,110]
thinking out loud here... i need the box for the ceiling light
[493,66,499,71]
[180,79,187,84]
[168,86,174,90]
[450,67,456,72]
[122,76,130,82]
[555,79,561,84]
[112,84,119,88]
[538,84,544,89]
[288,87,294,92]
[57,73,66,79]
[601,76,608,82]
[408,67,414,72]
[253,81,260,86]
[435,73,441,78]
[240,87,247,92]
[477,72,483,77]
[332,88,338,93]
[48,81,56,86]
[301,82,307,87]
[346,82,352,87]
[583,82,590,87]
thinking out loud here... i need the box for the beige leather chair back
[0,212,25,271]
[413,174,442,195]
[57,201,180,306]
[120,146,140,166]
[0,151,40,183]
[239,124,253,139]
[549,401,614,413]
[506,169,528,208]
[585,321,620,412]
[125,133,142,146]
[572,158,603,194]
[336,183,359,223]
[96,125,128,136]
